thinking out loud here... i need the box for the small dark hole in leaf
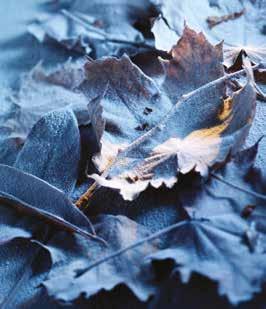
[143,107,153,115]
[135,123,149,131]
[242,205,256,218]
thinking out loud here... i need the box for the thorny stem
[75,64,260,210]
[76,220,187,277]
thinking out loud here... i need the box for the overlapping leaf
[147,141,266,304]
[0,108,98,308]
[0,2,266,307]
[151,0,266,67]
[147,206,266,305]
[38,143,266,306]
[0,59,90,167]
[42,215,158,304]
[81,54,172,173]
[89,28,256,200]
[28,0,158,57]
[5,101,262,306]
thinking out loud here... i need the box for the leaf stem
[75,181,97,209]
[76,64,259,209]
[210,172,266,200]
[76,220,187,277]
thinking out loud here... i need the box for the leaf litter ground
[0,0,266,308]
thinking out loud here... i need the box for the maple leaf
[159,26,224,103]
[85,27,257,201]
[81,53,171,150]
[28,0,158,57]
[1,1,266,308]
[39,143,266,306]
[147,207,266,305]
[151,0,266,68]
[150,140,266,304]
[43,214,159,304]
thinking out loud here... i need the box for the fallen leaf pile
[0,0,266,308]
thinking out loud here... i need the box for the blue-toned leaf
[28,0,157,57]
[0,108,95,239]
[89,28,256,201]
[0,60,90,167]
[43,215,158,304]
[147,141,266,304]
[15,108,80,195]
[45,143,266,306]
[151,0,266,67]
[0,109,97,308]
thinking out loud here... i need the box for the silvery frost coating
[0,2,266,307]
[89,28,256,201]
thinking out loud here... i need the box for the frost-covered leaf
[0,108,96,243]
[44,141,266,305]
[0,59,90,168]
[44,211,266,305]
[43,215,158,304]
[89,28,256,200]
[14,108,80,195]
[0,165,98,241]
[0,108,97,307]
[14,60,90,138]
[151,0,266,67]
[79,54,172,174]
[148,205,266,305]
[159,26,224,103]
[1,2,266,308]
[179,139,266,231]
[145,141,266,305]
[82,54,170,142]
[28,0,158,58]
